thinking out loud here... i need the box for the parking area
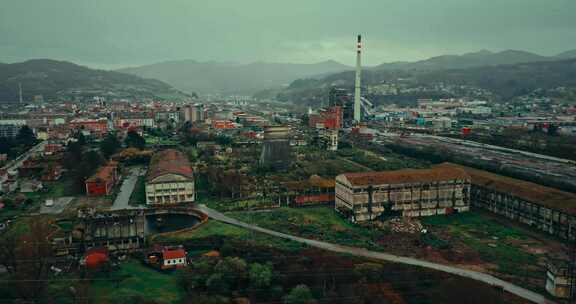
[39,197,75,214]
[111,166,146,211]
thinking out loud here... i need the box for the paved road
[197,205,555,304]
[0,141,47,183]
[111,167,145,210]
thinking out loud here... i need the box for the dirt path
[197,205,556,304]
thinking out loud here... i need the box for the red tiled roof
[86,161,118,183]
[163,248,186,260]
[147,149,193,182]
[340,167,470,186]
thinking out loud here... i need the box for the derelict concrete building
[260,126,292,170]
[437,163,576,240]
[335,167,471,222]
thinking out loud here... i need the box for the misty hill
[556,50,576,60]
[0,59,192,102]
[277,58,576,104]
[418,58,576,98]
[118,60,351,95]
[375,49,576,71]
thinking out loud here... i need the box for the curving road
[197,205,556,304]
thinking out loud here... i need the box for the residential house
[85,161,119,196]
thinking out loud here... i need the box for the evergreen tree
[283,285,316,304]
[15,126,36,147]
[100,133,120,158]
[125,131,146,149]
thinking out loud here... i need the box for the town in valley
[1,1,576,303]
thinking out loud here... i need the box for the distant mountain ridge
[0,59,191,102]
[118,60,352,95]
[374,49,576,71]
[417,58,576,98]
[274,57,576,104]
[556,50,576,60]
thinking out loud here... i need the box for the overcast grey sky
[1,0,575,69]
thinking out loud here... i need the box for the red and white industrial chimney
[353,35,362,123]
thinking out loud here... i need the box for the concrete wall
[471,185,576,240]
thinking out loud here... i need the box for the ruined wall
[470,185,576,240]
[80,211,146,251]
[260,140,291,170]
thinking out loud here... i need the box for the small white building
[161,248,187,270]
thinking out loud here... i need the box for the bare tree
[13,218,56,301]
[0,232,18,274]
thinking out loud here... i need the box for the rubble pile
[388,217,424,234]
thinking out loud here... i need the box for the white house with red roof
[161,247,187,269]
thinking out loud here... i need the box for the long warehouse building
[335,167,471,222]
[437,163,576,240]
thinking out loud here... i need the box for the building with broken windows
[335,167,471,223]
[437,163,576,240]
[145,149,195,205]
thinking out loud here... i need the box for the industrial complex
[2,30,576,304]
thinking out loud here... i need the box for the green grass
[0,217,31,236]
[128,176,146,206]
[422,212,539,278]
[89,260,184,304]
[43,175,78,197]
[228,207,385,250]
[207,198,278,212]
[337,148,430,171]
[144,135,179,146]
[155,219,305,252]
[0,208,23,222]
[55,219,74,232]
[182,220,249,240]
[422,212,527,240]
[287,147,430,180]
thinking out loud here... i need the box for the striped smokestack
[353,34,362,123]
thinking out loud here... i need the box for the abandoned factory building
[145,149,195,205]
[335,167,471,222]
[437,163,576,240]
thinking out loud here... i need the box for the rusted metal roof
[147,149,193,182]
[436,163,576,215]
[282,175,336,190]
[340,167,470,186]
